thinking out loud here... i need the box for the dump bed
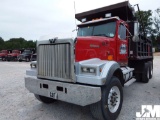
[75,1,135,22]
[129,34,153,60]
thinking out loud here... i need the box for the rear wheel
[90,76,123,120]
[7,58,10,61]
[135,73,142,82]
[148,61,153,79]
[13,57,17,61]
[34,94,56,104]
[141,63,150,83]
[2,57,6,61]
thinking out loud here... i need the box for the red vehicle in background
[0,50,12,61]
[6,50,23,61]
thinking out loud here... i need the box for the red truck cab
[0,50,12,61]
[7,50,21,61]
[75,17,128,66]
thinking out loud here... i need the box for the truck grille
[37,43,72,81]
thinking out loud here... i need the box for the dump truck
[6,49,23,61]
[18,48,35,62]
[25,1,153,120]
[0,50,12,61]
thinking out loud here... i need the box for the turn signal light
[108,55,113,60]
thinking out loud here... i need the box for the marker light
[81,18,86,22]
[105,13,111,18]
[108,55,113,60]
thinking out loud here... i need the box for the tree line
[0,37,36,51]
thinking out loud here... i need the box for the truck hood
[8,53,19,56]
[75,36,112,62]
[19,53,27,56]
[0,53,6,56]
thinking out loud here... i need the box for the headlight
[81,67,96,74]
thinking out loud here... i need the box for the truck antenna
[125,1,129,22]
[74,1,77,31]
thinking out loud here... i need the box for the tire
[148,61,153,79]
[141,62,150,83]
[135,73,142,82]
[19,59,22,62]
[7,58,10,61]
[34,94,56,104]
[2,57,6,61]
[13,57,17,61]
[26,57,30,62]
[90,76,123,120]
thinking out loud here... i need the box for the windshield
[23,50,31,54]
[2,50,7,53]
[13,50,19,53]
[78,21,116,38]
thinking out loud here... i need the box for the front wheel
[18,59,22,62]
[34,94,56,104]
[26,57,30,62]
[90,76,123,120]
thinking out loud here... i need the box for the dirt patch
[154,52,160,56]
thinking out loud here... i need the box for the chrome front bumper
[25,77,101,106]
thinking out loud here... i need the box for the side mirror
[132,35,139,42]
[132,21,140,42]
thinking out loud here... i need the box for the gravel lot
[0,57,160,120]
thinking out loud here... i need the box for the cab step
[124,79,136,87]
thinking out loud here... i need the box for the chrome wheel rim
[107,86,120,113]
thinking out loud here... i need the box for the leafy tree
[154,8,160,36]
[152,8,160,50]
[135,10,153,36]
[0,37,4,50]
[0,37,36,50]
[0,37,4,44]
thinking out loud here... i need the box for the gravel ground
[0,57,160,120]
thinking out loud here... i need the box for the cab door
[117,24,128,66]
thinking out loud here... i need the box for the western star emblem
[120,44,127,54]
[49,37,58,43]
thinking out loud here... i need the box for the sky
[0,0,160,41]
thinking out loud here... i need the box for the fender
[76,58,124,86]
[101,62,124,86]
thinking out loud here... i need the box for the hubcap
[107,86,120,113]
